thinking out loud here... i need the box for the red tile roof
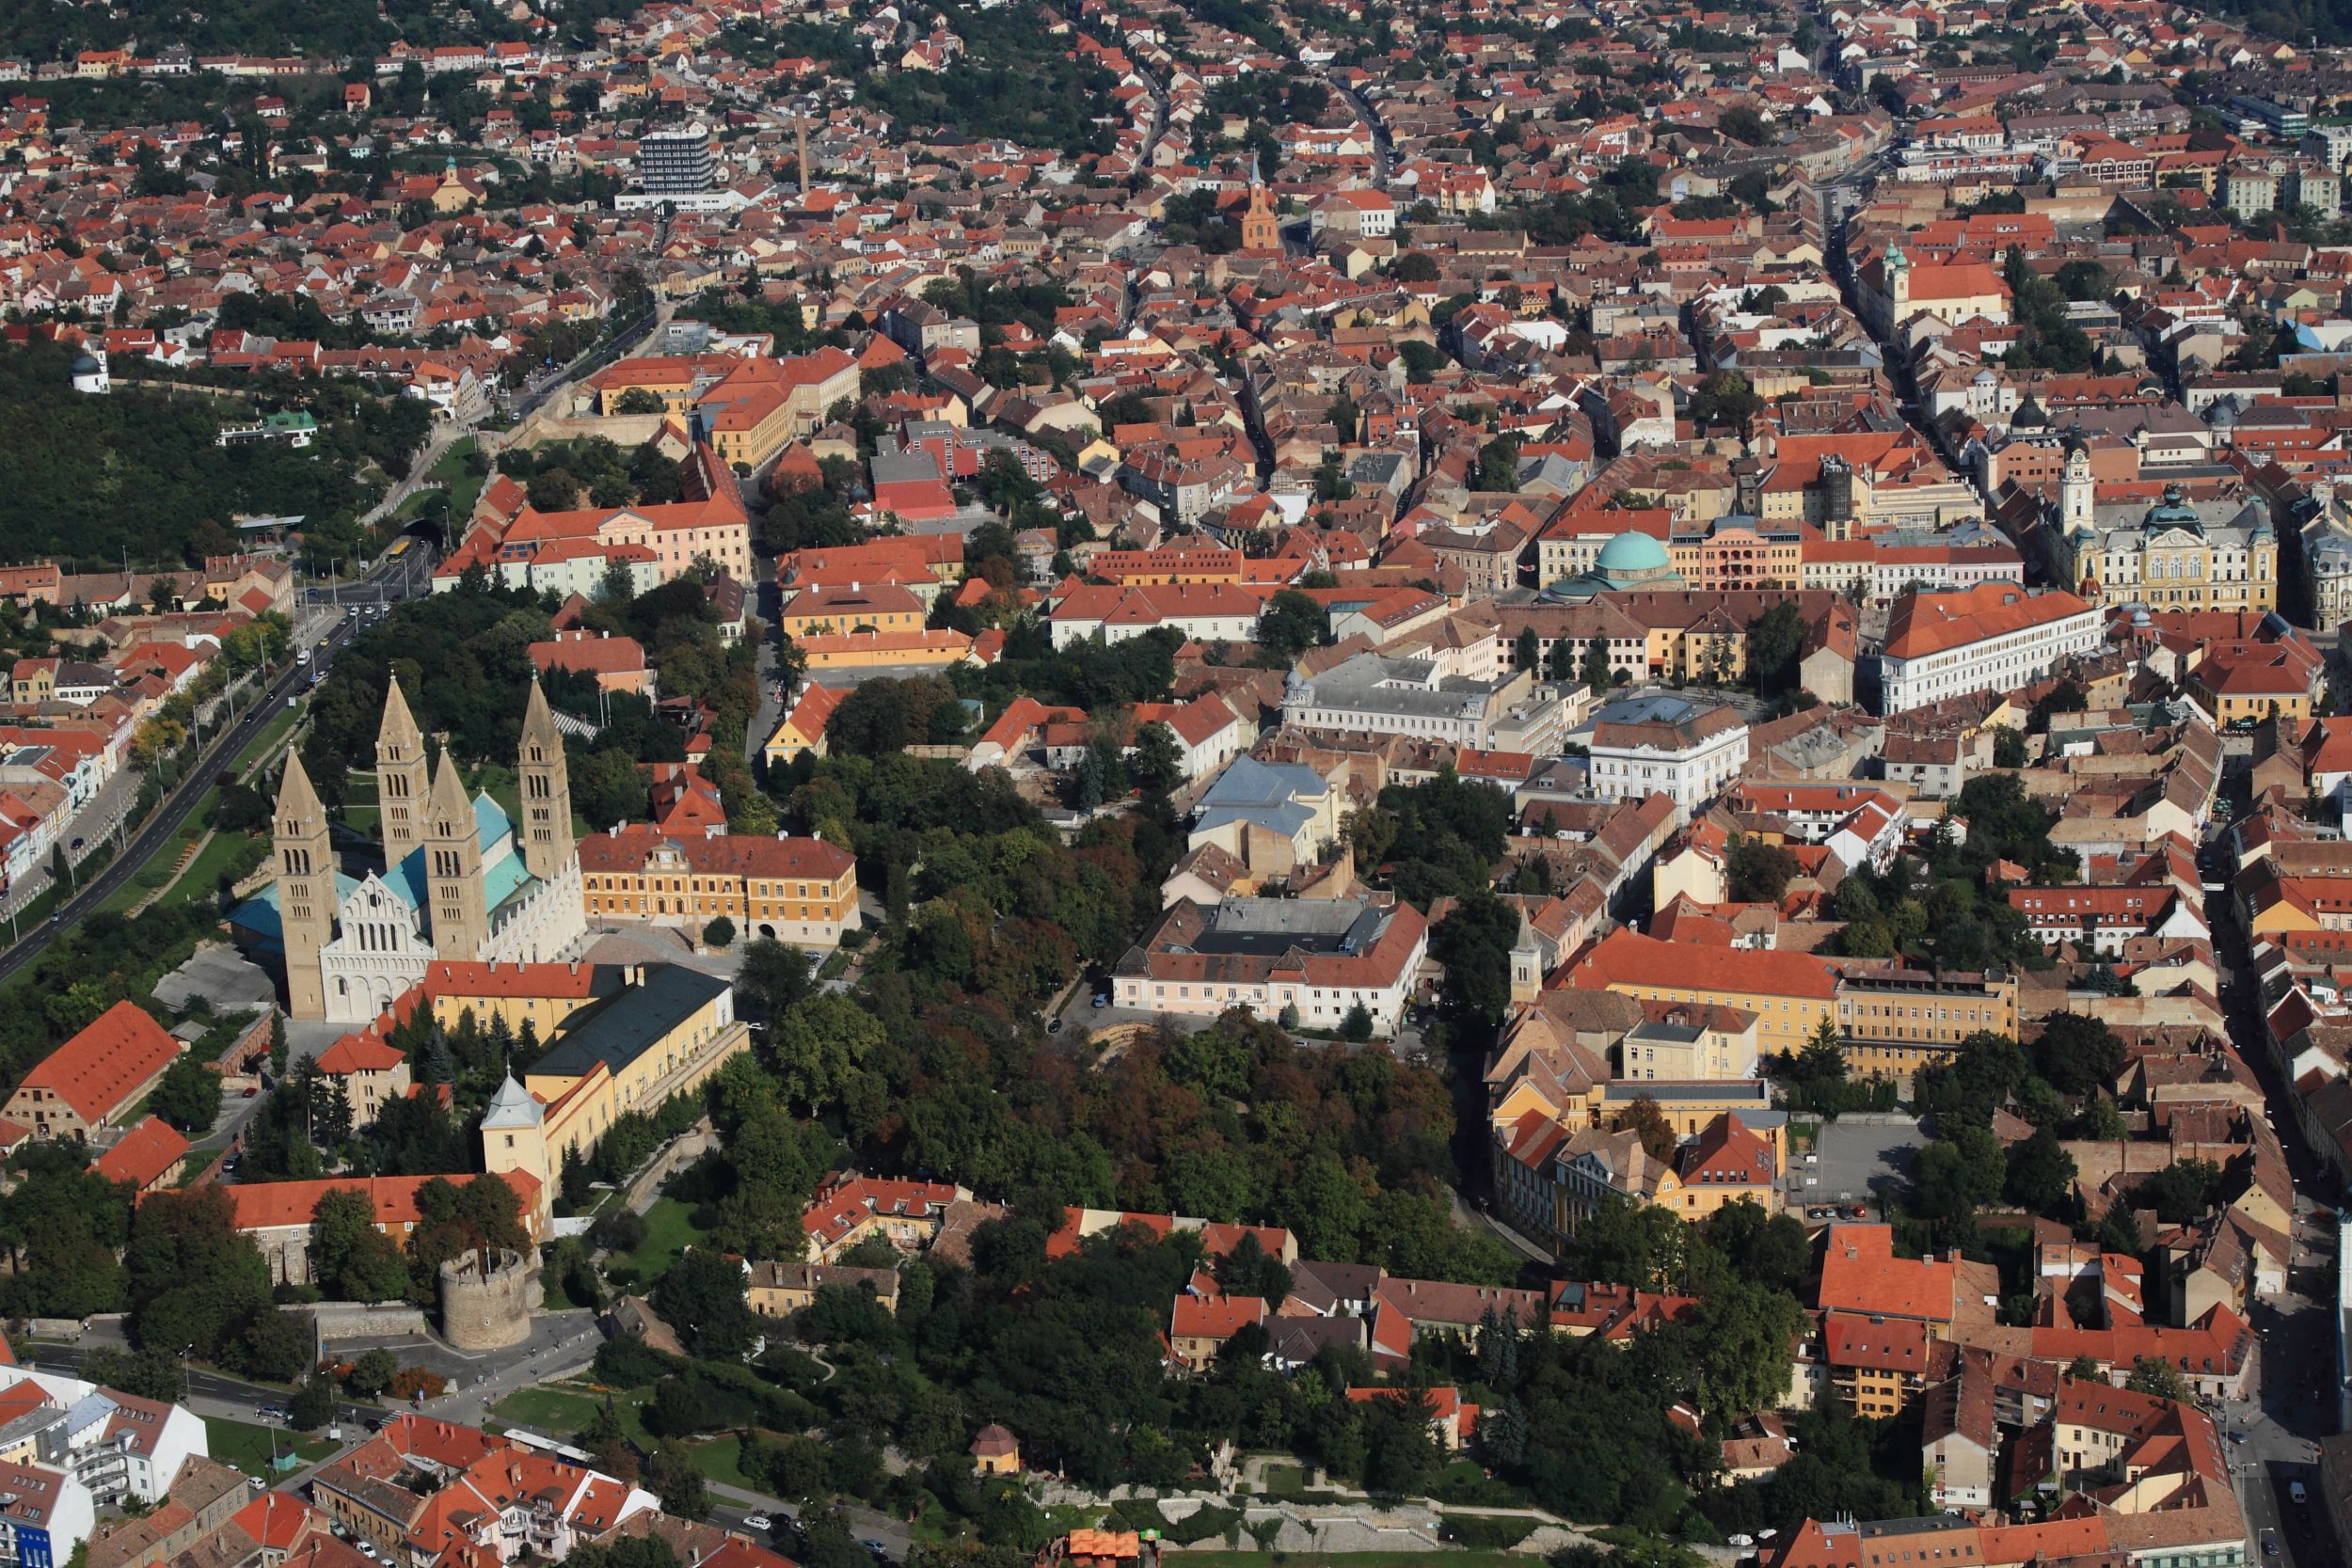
[13,1001,182,1125]
[94,1115,189,1190]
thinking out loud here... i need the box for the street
[0,535,437,988]
[2203,847,2340,1568]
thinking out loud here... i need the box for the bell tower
[2061,441,2094,535]
[273,751,334,1021]
[377,673,430,867]
[517,675,575,883]
[1241,151,1279,253]
[424,752,488,961]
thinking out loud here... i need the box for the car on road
[247,1477,267,1491]
[742,1516,772,1532]
[2290,1481,2307,1505]
[862,1542,889,1560]
[1091,993,1109,1008]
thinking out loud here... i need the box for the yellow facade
[1836,972,2020,1079]
[477,965,752,1221]
[580,844,858,946]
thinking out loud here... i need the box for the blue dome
[1596,531,1670,575]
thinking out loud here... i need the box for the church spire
[273,750,333,1021]
[424,752,488,961]
[517,673,575,883]
[377,673,430,866]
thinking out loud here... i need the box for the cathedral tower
[377,673,430,867]
[517,676,575,883]
[424,752,488,961]
[273,751,334,1021]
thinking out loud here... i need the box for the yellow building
[747,1259,900,1316]
[1571,929,1835,1057]
[798,626,979,670]
[775,582,930,641]
[1836,969,2020,1080]
[479,962,751,1221]
[578,832,858,947]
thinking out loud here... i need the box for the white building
[0,1362,209,1517]
[1281,653,1574,753]
[1582,695,1749,822]
[1873,583,2104,716]
[1111,895,1429,1036]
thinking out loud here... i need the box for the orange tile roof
[217,1172,539,1233]
[315,1032,405,1073]
[1882,583,2091,660]
[1567,927,1836,1001]
[13,1001,182,1125]
[1817,1225,1959,1323]
[93,1115,189,1189]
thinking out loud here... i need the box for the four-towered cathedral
[264,675,588,1022]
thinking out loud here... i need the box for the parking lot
[1788,1114,1921,1218]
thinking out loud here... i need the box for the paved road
[2204,845,2341,1568]
[0,538,437,987]
[0,632,342,988]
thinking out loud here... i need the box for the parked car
[742,1516,772,1533]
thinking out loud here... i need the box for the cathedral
[265,676,589,1022]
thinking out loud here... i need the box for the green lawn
[608,1197,707,1284]
[684,1433,759,1489]
[205,1416,337,1478]
[430,437,485,520]
[100,689,307,915]
[491,1385,611,1434]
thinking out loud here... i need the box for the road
[2202,841,2340,1568]
[0,541,431,989]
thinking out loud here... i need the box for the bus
[385,538,415,561]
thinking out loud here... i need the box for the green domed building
[1546,530,1687,601]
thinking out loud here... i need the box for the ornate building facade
[265,677,588,1022]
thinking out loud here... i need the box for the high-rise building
[637,122,714,197]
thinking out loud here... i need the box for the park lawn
[205,1417,336,1478]
[685,1433,758,1489]
[1256,1464,1307,1498]
[429,437,485,519]
[490,1386,606,1433]
[161,829,264,908]
[611,1197,707,1284]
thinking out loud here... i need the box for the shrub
[702,916,736,948]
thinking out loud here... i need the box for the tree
[290,1374,337,1430]
[1745,602,1807,696]
[652,1248,755,1356]
[1689,1277,1803,1417]
[1581,636,1613,693]
[2033,1011,2127,1098]
[151,1054,223,1134]
[1610,1097,1677,1163]
[1341,1002,1374,1041]
[1515,626,1541,674]
[1130,721,1184,798]
[2004,1128,2077,1216]
[2124,1355,2190,1402]
[345,1347,399,1398]
[735,939,815,1023]
[1392,251,1441,282]
[615,388,668,415]
[1725,835,1799,904]
[1256,590,1328,659]
[646,1439,711,1519]
[702,916,736,949]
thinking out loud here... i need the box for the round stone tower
[438,1246,538,1351]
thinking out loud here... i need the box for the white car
[743,1516,772,1532]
